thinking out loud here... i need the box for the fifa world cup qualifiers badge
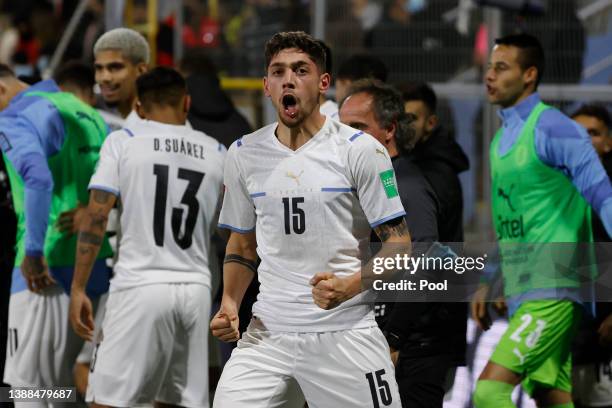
[379,169,398,198]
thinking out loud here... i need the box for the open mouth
[282,94,298,118]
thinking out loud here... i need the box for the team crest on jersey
[0,132,11,152]
[379,169,398,198]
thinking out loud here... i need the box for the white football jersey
[219,117,405,332]
[319,99,338,119]
[90,120,226,291]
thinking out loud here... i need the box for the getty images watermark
[364,242,612,303]
[371,249,488,292]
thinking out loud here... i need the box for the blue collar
[10,79,60,106]
[497,92,541,125]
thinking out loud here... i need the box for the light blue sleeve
[535,109,612,238]
[0,99,64,255]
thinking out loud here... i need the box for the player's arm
[537,112,612,236]
[69,189,116,340]
[211,140,256,340]
[363,216,412,284]
[1,118,57,292]
[20,160,55,293]
[210,230,257,342]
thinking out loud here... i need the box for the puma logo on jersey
[376,148,387,157]
[497,185,515,212]
[286,170,304,186]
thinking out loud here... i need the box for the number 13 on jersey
[153,164,205,249]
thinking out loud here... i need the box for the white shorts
[213,318,401,408]
[3,286,86,387]
[86,283,211,408]
[573,361,612,406]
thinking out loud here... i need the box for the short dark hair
[337,55,388,83]
[179,49,218,78]
[494,33,545,88]
[136,66,187,111]
[343,78,416,152]
[399,81,437,114]
[54,61,95,92]
[572,104,612,130]
[0,64,15,78]
[264,31,326,73]
[315,39,333,75]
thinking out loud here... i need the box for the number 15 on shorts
[366,369,393,407]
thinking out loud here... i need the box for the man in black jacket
[402,81,470,405]
[401,82,469,243]
[339,78,457,407]
[179,50,252,149]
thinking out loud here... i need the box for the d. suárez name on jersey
[153,137,206,160]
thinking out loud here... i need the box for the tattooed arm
[69,189,116,340]
[373,217,411,243]
[311,217,411,309]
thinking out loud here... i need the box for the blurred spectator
[325,0,365,72]
[66,0,104,62]
[158,2,226,67]
[400,81,469,242]
[30,0,58,66]
[11,13,39,78]
[368,0,471,82]
[350,0,383,32]
[179,50,251,148]
[239,1,285,76]
[573,104,612,160]
[223,2,251,49]
[504,0,585,84]
[335,54,387,103]
[0,15,18,65]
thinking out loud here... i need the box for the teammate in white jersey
[211,31,409,408]
[69,67,225,408]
